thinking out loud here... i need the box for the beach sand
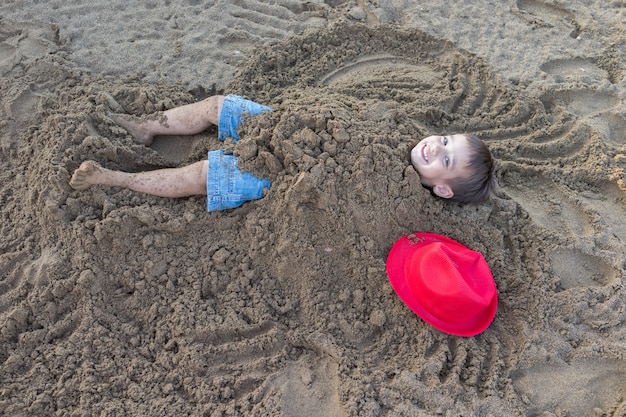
[1,1,625,416]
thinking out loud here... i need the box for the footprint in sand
[603,113,626,150]
[0,251,31,316]
[585,111,626,152]
[577,181,626,244]
[500,171,593,237]
[549,248,619,291]
[0,21,59,75]
[185,321,290,402]
[0,41,18,76]
[0,247,79,356]
[516,0,580,38]
[511,359,626,416]
[270,353,344,417]
[210,0,336,60]
[540,57,610,83]
[182,322,344,415]
[539,56,626,151]
[539,88,621,119]
[502,173,626,244]
[1,23,62,133]
[7,87,43,124]
[0,248,64,314]
[217,33,256,57]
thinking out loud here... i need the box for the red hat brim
[386,233,498,337]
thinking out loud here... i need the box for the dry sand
[1,1,625,416]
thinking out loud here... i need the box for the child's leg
[110,95,226,145]
[69,160,208,197]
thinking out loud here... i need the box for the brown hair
[446,134,496,204]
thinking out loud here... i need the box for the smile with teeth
[422,144,429,163]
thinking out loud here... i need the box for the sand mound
[1,19,625,417]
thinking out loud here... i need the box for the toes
[80,160,101,174]
[69,172,89,190]
[109,114,153,145]
[69,160,101,190]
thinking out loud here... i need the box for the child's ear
[433,184,454,199]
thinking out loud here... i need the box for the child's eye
[444,156,450,167]
[443,137,448,145]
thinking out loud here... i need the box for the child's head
[410,134,495,204]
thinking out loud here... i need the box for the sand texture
[1,1,625,416]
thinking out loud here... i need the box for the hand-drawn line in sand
[493,40,625,246]
[299,28,613,172]
[430,336,501,390]
[316,54,434,87]
[516,0,581,38]
[226,0,335,30]
[214,0,305,56]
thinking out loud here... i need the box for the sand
[1,1,625,416]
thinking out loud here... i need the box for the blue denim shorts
[218,95,272,143]
[206,150,271,212]
[207,95,272,211]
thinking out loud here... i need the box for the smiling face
[410,134,472,199]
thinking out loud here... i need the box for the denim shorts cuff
[206,150,271,212]
[217,95,272,143]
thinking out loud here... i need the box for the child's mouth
[422,144,429,163]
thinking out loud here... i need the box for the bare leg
[110,95,226,145]
[70,160,208,197]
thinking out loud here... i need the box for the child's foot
[109,113,155,146]
[70,160,105,190]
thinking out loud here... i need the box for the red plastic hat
[386,233,497,337]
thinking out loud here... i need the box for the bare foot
[109,113,155,145]
[70,160,105,190]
